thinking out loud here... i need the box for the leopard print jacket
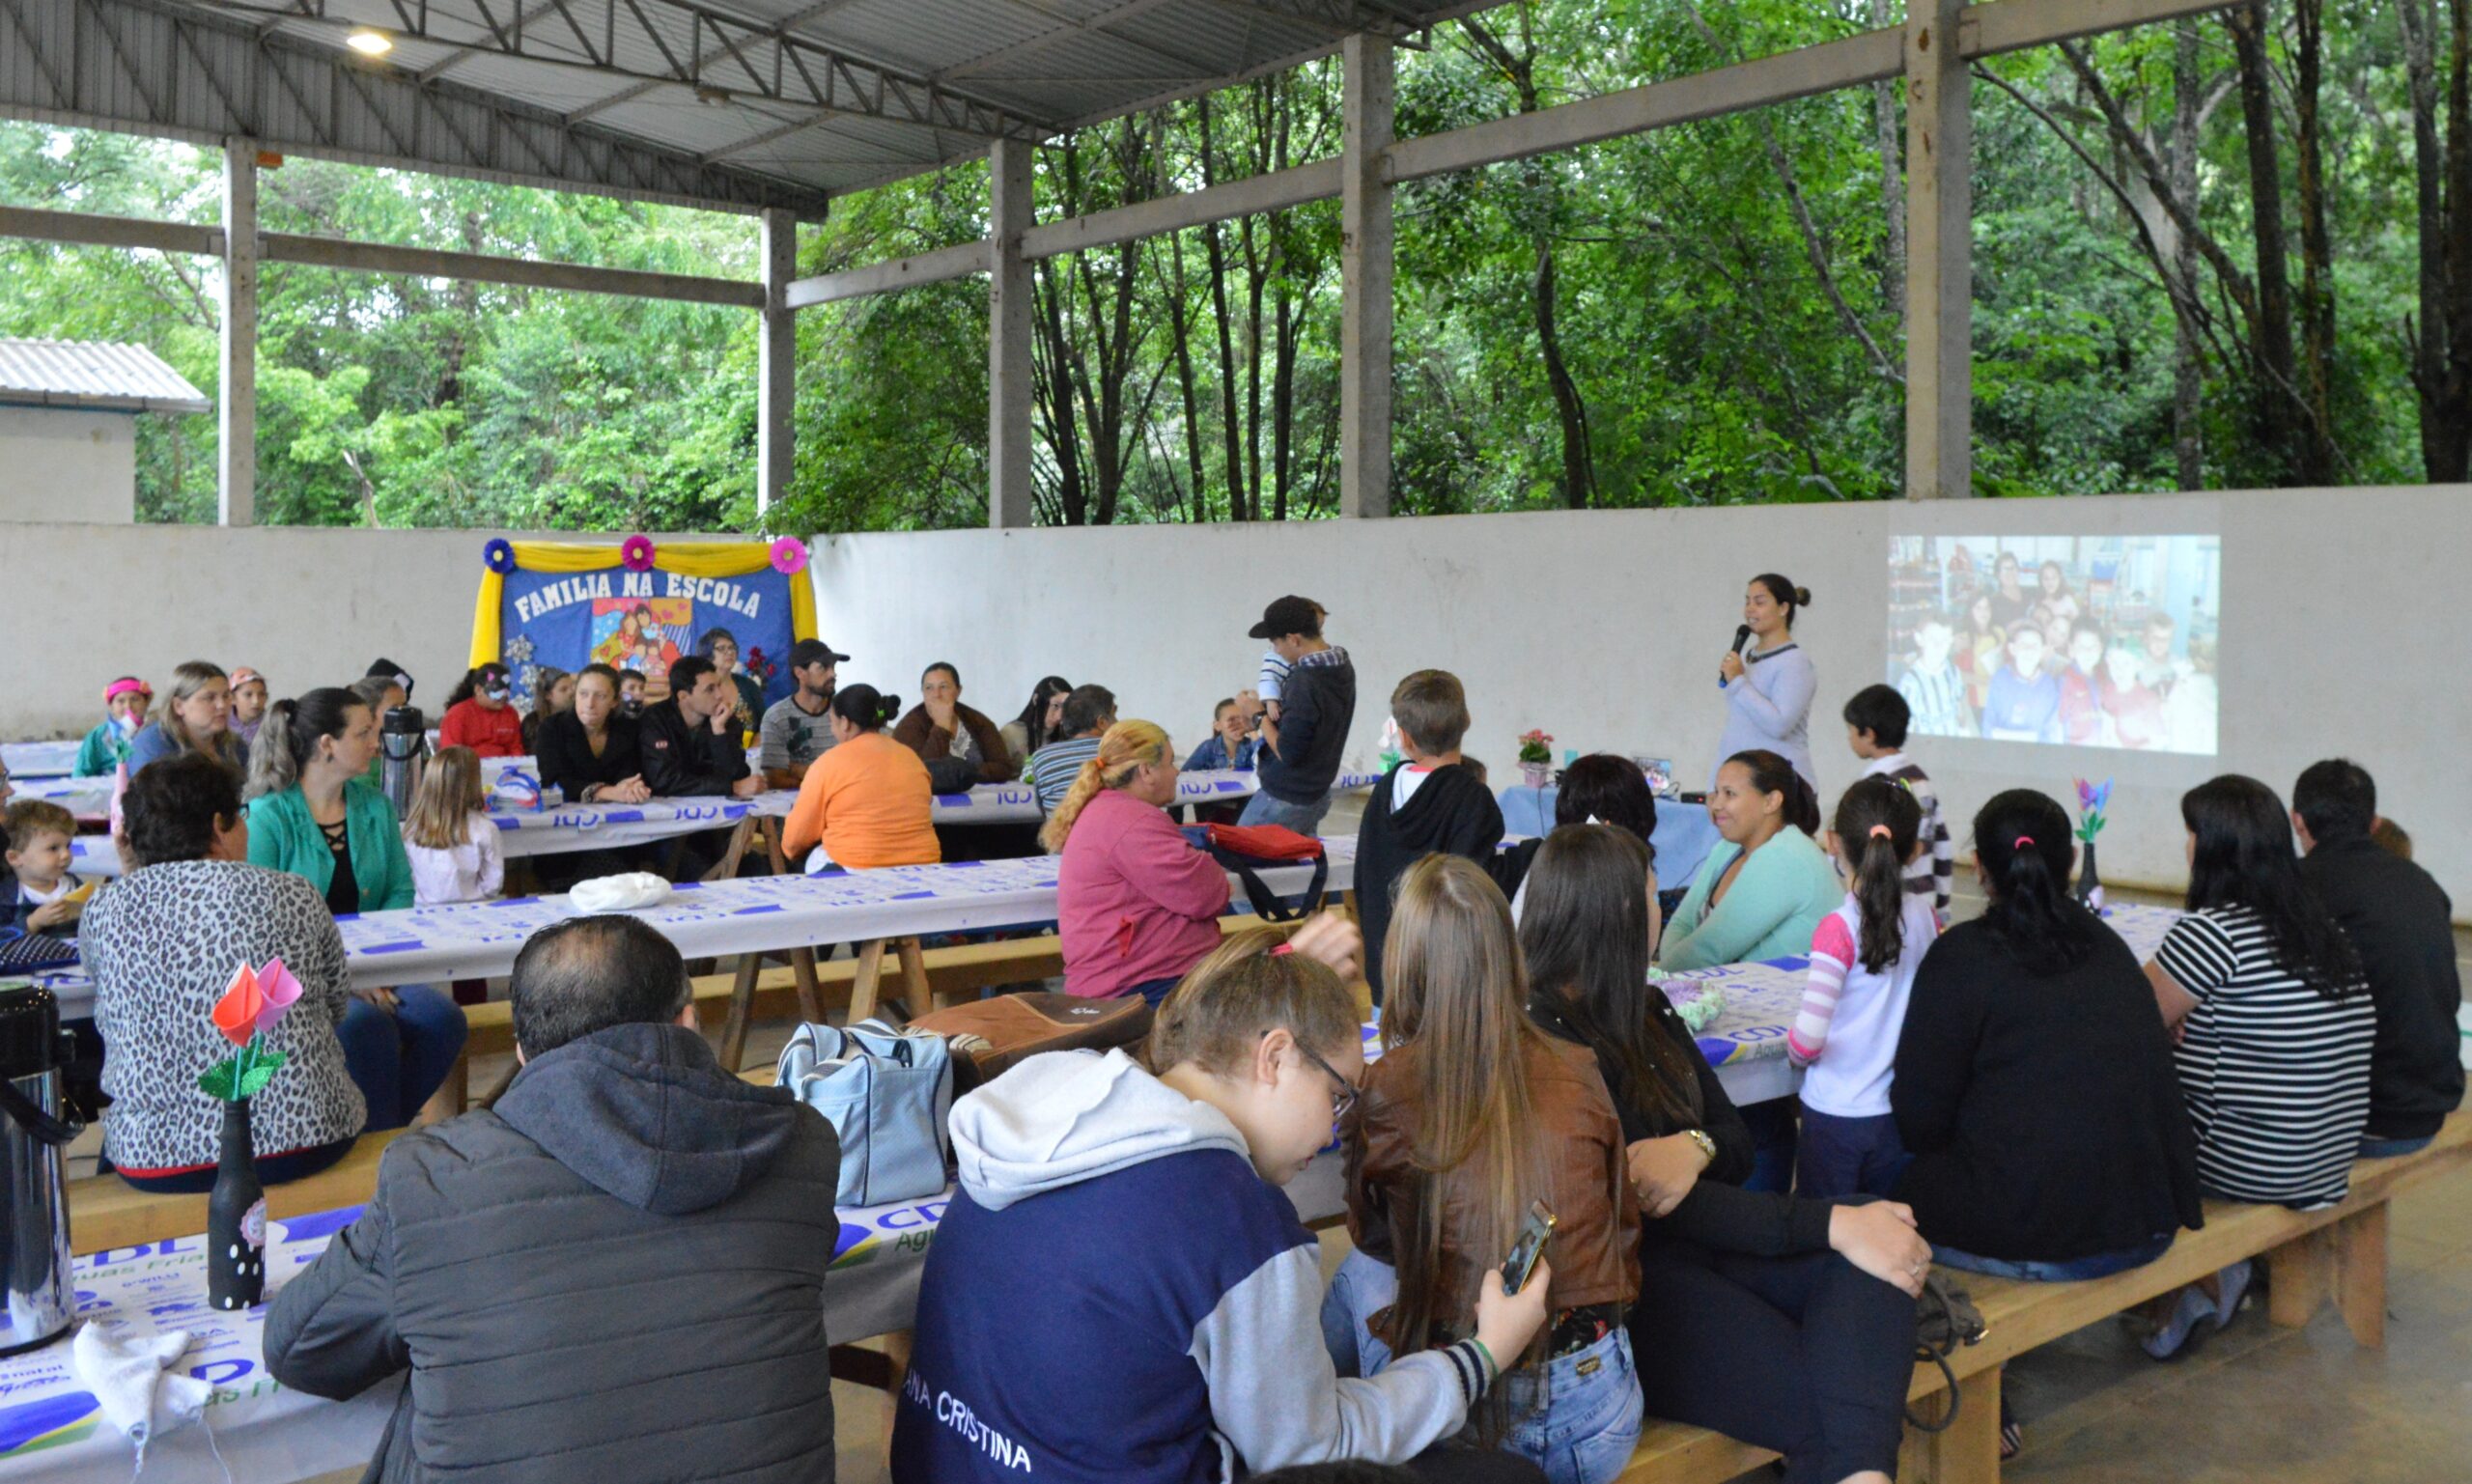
[81,860,367,1173]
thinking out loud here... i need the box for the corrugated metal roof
[0,339,211,414]
[109,0,1508,211]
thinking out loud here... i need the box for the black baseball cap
[788,638,851,669]
[1248,596,1326,641]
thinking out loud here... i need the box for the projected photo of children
[1886,533,2221,755]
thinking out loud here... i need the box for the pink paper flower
[770,537,808,575]
[621,535,657,573]
[255,957,302,1033]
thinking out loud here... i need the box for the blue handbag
[776,1019,955,1208]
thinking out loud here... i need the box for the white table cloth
[0,740,80,780]
[36,841,1359,1012]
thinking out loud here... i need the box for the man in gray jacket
[266,915,842,1482]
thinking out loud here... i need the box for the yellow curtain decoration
[468,541,814,668]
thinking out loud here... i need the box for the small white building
[0,338,211,523]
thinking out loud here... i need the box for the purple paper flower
[770,537,808,575]
[255,956,302,1033]
[621,535,657,573]
[483,538,516,574]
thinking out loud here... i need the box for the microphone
[1719,625,1752,689]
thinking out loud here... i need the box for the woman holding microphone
[1715,574,1818,794]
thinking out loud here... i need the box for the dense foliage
[1,0,2459,531]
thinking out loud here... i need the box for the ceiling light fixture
[345,29,394,56]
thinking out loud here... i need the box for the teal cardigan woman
[1659,750,1840,972]
[246,688,466,1129]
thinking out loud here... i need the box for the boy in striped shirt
[1842,685,1952,924]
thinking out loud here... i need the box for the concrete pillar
[1338,33,1395,519]
[1903,0,1972,499]
[757,207,798,518]
[988,138,1035,529]
[219,140,258,527]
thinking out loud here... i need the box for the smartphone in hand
[1502,1200,1558,1295]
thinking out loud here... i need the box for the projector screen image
[1887,534,2220,754]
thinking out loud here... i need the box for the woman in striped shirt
[2142,774,2373,1358]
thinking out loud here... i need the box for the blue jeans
[340,985,470,1130]
[1740,1099,1798,1194]
[1931,1232,2174,1283]
[1324,1251,1643,1484]
[1499,1329,1646,1484]
[1127,976,1182,1009]
[1239,786,1332,835]
[1794,1109,1909,1200]
[2359,1134,2434,1160]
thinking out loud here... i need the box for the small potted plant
[202,958,302,1309]
[1517,729,1555,790]
[2072,777,2111,910]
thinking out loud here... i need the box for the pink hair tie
[1867,825,1893,840]
[1268,943,1295,958]
[2013,834,2036,849]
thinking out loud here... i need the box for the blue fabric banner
[498,565,798,711]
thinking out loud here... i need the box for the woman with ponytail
[1891,790,2201,1283]
[781,684,939,871]
[1049,720,1232,1006]
[243,687,468,1131]
[1656,750,1836,972]
[1785,777,1937,1198]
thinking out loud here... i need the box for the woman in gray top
[81,753,365,1193]
[1714,574,1817,794]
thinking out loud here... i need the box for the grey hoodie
[267,1023,842,1483]
[896,1049,1488,1482]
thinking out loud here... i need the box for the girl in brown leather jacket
[1333,854,1645,1484]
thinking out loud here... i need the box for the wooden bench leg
[851,938,888,1023]
[791,945,825,1024]
[2333,1201,2389,1347]
[1901,1364,2002,1484]
[2267,1227,2335,1330]
[892,936,933,1014]
[719,952,761,1072]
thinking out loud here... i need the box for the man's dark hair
[1841,684,1911,748]
[1061,684,1116,737]
[121,751,243,868]
[667,656,716,696]
[510,915,692,1058]
[2292,758,2376,846]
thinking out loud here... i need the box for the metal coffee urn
[0,985,82,1356]
[380,704,430,820]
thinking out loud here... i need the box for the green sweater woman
[1659,749,1841,972]
[244,688,466,1129]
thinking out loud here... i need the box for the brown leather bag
[907,992,1154,1090]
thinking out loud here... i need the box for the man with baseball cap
[760,637,852,790]
[1242,596,1354,835]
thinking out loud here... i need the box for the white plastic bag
[567,873,671,912]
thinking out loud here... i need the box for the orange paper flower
[211,965,265,1048]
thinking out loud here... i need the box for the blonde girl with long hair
[401,745,504,909]
[1334,854,1644,1484]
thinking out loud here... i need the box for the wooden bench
[1610,1111,2472,1483]
[68,1131,406,1258]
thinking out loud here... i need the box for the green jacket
[73,720,132,777]
[246,780,417,912]
[1657,826,1843,972]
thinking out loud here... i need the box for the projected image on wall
[1887,534,2221,754]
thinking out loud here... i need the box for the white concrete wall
[0,408,137,523]
[0,524,654,741]
[807,486,2472,899]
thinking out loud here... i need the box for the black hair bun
[1794,586,1813,607]
[879,694,902,727]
